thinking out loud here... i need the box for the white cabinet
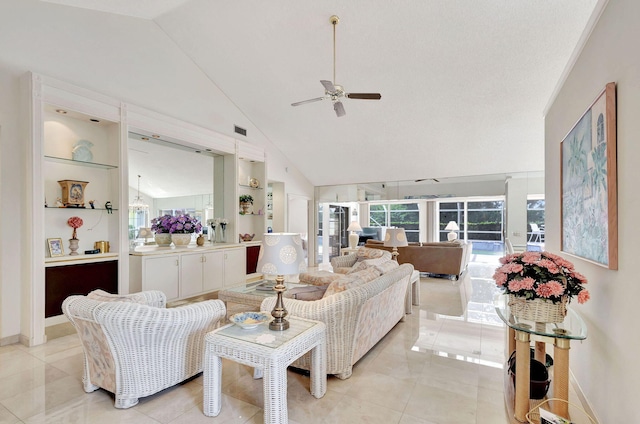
[130,246,246,301]
[181,251,224,298]
[141,254,180,300]
[223,248,247,287]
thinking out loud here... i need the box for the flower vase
[196,234,205,246]
[154,233,172,247]
[172,233,192,247]
[210,226,216,242]
[69,239,79,256]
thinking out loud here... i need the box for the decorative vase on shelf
[196,234,205,246]
[69,239,79,256]
[154,233,172,247]
[240,202,251,215]
[217,225,227,243]
[508,294,568,323]
[171,233,192,247]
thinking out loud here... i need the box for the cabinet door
[224,248,247,287]
[143,255,180,300]
[180,253,205,298]
[202,251,224,292]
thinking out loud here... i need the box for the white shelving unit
[236,142,266,243]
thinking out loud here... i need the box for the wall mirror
[127,130,222,244]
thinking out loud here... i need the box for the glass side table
[495,301,587,422]
[218,280,310,311]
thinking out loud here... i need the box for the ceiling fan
[291,15,381,117]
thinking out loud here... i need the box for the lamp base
[391,247,399,262]
[447,232,457,241]
[349,232,359,249]
[269,275,290,331]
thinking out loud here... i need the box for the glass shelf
[44,155,118,170]
[45,207,119,211]
[238,184,263,190]
[239,213,264,216]
[495,300,587,340]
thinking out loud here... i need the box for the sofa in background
[365,239,472,279]
[262,262,414,379]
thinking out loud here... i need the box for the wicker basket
[508,295,568,323]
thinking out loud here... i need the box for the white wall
[0,0,312,343]
[545,0,640,421]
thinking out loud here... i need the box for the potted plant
[239,194,253,215]
[151,214,202,247]
[493,251,590,323]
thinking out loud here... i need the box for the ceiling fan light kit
[291,15,381,117]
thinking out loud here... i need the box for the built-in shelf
[45,252,119,266]
[238,184,263,190]
[45,207,119,211]
[44,155,118,169]
[239,213,265,216]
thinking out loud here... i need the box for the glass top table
[218,279,310,310]
[495,298,588,421]
[495,302,588,341]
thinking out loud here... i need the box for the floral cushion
[346,261,370,274]
[87,289,148,304]
[298,271,342,286]
[374,260,399,274]
[356,247,391,261]
[333,267,351,274]
[322,267,381,298]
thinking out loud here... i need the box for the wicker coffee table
[203,316,327,423]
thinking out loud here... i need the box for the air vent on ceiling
[234,125,247,136]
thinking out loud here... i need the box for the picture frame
[47,238,65,257]
[561,82,617,269]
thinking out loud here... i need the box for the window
[369,202,420,242]
[438,199,505,254]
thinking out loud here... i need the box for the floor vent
[234,125,247,136]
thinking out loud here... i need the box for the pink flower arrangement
[494,251,589,304]
[67,216,83,240]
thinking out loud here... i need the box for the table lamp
[137,227,154,244]
[346,221,362,249]
[383,227,408,261]
[256,233,307,331]
[445,221,459,241]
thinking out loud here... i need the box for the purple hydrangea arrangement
[151,214,202,234]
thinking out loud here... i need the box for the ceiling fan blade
[291,97,325,107]
[321,80,337,93]
[334,101,346,117]
[347,93,382,100]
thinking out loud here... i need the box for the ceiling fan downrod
[330,15,339,86]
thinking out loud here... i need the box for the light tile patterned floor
[0,257,591,423]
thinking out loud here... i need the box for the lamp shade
[444,221,459,231]
[137,227,153,239]
[257,233,307,276]
[383,228,409,248]
[347,221,362,232]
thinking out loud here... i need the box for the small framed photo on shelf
[47,238,64,257]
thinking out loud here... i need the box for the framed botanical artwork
[47,238,65,257]
[561,82,617,269]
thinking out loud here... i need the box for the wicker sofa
[261,262,414,379]
[365,239,472,279]
[62,289,226,408]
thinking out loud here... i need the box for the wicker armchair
[62,290,226,408]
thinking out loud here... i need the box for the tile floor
[0,257,590,423]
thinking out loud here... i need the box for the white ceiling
[41,0,601,188]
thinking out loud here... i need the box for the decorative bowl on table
[230,311,270,329]
[239,233,255,242]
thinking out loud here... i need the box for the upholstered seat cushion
[285,285,328,301]
[323,266,381,298]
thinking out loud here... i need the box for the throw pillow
[346,260,369,274]
[356,247,391,261]
[323,274,368,298]
[350,266,382,283]
[375,260,399,274]
[298,271,342,287]
[87,289,147,304]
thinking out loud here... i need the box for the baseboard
[45,314,69,326]
[0,334,20,346]
[570,370,600,423]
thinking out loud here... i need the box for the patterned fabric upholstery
[356,247,391,261]
[285,285,328,301]
[323,267,381,297]
[261,263,414,379]
[62,291,226,408]
[298,271,343,286]
[374,260,400,274]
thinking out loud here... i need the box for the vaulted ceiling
[40,0,601,187]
